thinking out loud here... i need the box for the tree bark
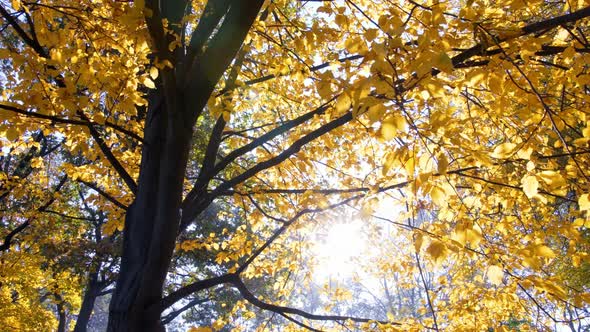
[56,298,67,332]
[107,93,168,331]
[73,271,100,332]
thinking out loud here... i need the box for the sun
[310,219,368,282]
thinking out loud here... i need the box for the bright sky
[310,219,368,282]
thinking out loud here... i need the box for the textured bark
[107,93,167,331]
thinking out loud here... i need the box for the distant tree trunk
[73,271,100,332]
[56,297,67,332]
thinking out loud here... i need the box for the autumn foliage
[1,0,590,331]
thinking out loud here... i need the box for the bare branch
[0,103,143,142]
[150,273,235,315]
[232,276,396,325]
[183,97,336,208]
[161,297,209,324]
[77,180,128,210]
[279,312,324,332]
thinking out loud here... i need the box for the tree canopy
[1,0,590,331]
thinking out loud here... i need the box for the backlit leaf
[487,265,504,286]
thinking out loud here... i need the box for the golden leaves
[188,327,213,332]
[452,221,483,247]
[379,115,407,140]
[487,265,504,286]
[430,185,447,206]
[521,175,539,198]
[142,77,156,89]
[579,194,590,211]
[491,142,517,159]
[426,240,447,264]
[1,0,590,330]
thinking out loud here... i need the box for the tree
[1,0,590,331]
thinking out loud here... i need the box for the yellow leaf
[380,123,396,140]
[465,224,483,246]
[426,240,447,263]
[516,146,533,160]
[380,115,406,140]
[491,142,516,158]
[5,127,18,141]
[430,186,447,206]
[365,28,378,41]
[579,194,590,211]
[435,52,454,73]
[534,245,555,258]
[334,93,351,114]
[414,233,424,252]
[521,175,538,198]
[437,153,448,174]
[466,70,485,86]
[382,151,397,175]
[143,77,156,89]
[487,265,504,286]
[149,67,159,80]
[188,327,213,332]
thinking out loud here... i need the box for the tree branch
[0,175,67,251]
[185,0,231,71]
[0,4,47,57]
[448,6,590,70]
[77,180,128,210]
[211,111,353,195]
[218,55,364,96]
[155,273,398,327]
[183,108,353,223]
[279,312,323,332]
[150,273,235,315]
[183,97,336,208]
[232,276,396,325]
[0,103,143,142]
[76,111,137,194]
[183,0,265,126]
[235,194,362,275]
[161,297,210,324]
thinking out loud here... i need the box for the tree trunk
[73,271,100,332]
[106,2,264,330]
[107,94,179,331]
[107,89,197,331]
[56,300,67,332]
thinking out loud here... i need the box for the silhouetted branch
[77,180,128,210]
[0,175,67,251]
[232,276,396,325]
[76,111,137,194]
[161,297,210,324]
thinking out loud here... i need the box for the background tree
[1,0,590,331]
